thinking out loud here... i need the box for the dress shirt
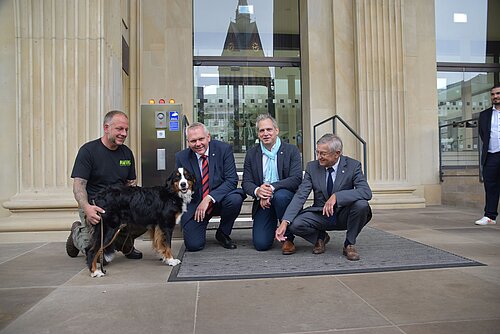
[325,158,341,188]
[489,107,500,153]
[195,148,215,203]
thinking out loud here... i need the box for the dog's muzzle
[179,181,188,192]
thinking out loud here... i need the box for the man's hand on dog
[84,204,105,225]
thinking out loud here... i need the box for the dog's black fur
[85,167,194,277]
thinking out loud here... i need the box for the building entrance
[194,65,301,156]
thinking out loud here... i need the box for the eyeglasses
[316,150,340,158]
[315,150,333,158]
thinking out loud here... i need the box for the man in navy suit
[276,134,372,260]
[242,114,302,253]
[475,84,500,226]
[175,122,245,251]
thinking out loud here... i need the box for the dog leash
[93,200,106,274]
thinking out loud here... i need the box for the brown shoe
[312,233,330,254]
[343,244,360,261]
[282,240,296,255]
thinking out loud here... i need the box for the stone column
[354,0,427,207]
[2,0,125,230]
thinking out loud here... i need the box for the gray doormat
[168,227,483,282]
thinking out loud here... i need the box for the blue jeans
[252,189,295,251]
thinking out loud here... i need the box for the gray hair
[103,110,128,126]
[317,134,343,154]
[186,122,209,136]
[255,114,278,130]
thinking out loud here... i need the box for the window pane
[437,71,492,166]
[435,0,488,63]
[194,65,302,169]
[194,0,300,57]
[437,71,492,123]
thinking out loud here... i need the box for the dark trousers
[252,189,295,251]
[483,152,500,220]
[182,189,245,251]
[289,200,372,246]
[113,224,148,254]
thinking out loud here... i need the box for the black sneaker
[124,248,143,259]
[66,221,81,258]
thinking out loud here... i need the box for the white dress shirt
[489,107,500,153]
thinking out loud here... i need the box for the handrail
[438,117,481,182]
[182,115,190,150]
[313,115,368,178]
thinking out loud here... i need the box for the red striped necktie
[201,155,213,215]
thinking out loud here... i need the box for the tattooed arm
[73,177,104,225]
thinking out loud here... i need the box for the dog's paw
[90,269,105,278]
[164,258,181,266]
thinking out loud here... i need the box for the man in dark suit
[475,84,500,226]
[242,114,302,253]
[175,122,246,251]
[275,133,372,260]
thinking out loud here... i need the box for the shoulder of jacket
[341,155,361,165]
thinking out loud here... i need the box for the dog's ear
[165,170,177,186]
[165,174,173,187]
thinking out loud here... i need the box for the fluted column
[2,0,124,229]
[356,0,407,183]
[354,0,426,207]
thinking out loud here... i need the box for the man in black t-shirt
[66,110,146,260]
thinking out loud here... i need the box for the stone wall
[441,168,484,210]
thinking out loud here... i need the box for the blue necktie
[327,167,334,197]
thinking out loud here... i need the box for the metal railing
[438,117,481,182]
[182,115,190,150]
[313,115,368,178]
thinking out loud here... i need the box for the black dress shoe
[124,248,143,259]
[215,230,237,249]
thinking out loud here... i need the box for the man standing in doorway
[475,84,500,226]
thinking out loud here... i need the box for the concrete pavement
[0,205,499,334]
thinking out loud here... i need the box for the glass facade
[193,0,301,166]
[436,0,500,167]
[194,66,301,152]
[193,0,299,58]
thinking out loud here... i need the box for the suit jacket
[175,140,243,221]
[282,156,372,223]
[479,107,493,166]
[242,141,303,217]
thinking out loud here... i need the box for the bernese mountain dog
[86,167,194,277]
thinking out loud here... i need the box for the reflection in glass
[194,66,302,155]
[194,0,300,57]
[437,71,493,167]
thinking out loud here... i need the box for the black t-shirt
[71,138,136,200]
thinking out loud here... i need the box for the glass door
[194,65,302,155]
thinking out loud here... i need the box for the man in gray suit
[275,134,372,260]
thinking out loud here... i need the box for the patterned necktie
[327,167,334,197]
[201,155,213,215]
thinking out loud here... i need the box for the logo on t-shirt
[120,160,132,166]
